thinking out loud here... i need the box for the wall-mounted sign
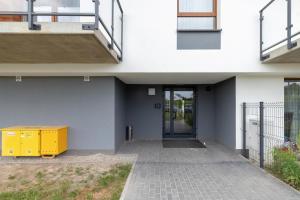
[148,88,156,96]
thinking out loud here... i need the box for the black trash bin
[126,126,133,141]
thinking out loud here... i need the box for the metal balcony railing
[260,0,300,61]
[0,0,124,61]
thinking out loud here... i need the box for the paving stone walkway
[119,141,300,200]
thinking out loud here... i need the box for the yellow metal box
[1,128,21,156]
[20,129,41,156]
[40,126,68,156]
[1,127,41,157]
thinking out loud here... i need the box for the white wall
[235,76,284,149]
[0,0,300,76]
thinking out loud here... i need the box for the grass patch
[75,167,84,176]
[0,164,132,200]
[268,148,300,190]
[35,171,45,180]
[8,175,16,180]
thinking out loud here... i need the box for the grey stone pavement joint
[119,141,300,200]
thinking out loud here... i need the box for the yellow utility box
[1,127,21,156]
[1,126,68,158]
[1,127,41,157]
[40,126,68,157]
[20,128,41,156]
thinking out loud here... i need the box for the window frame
[177,0,218,30]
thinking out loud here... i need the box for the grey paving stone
[119,141,300,200]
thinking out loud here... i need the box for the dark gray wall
[126,85,163,140]
[0,77,116,151]
[214,77,236,149]
[196,86,215,141]
[0,77,236,151]
[125,85,217,142]
[114,78,126,152]
[177,31,221,49]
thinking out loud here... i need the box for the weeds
[35,171,45,180]
[8,175,16,180]
[0,164,132,200]
[269,148,300,190]
[75,167,84,176]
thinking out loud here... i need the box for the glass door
[163,88,195,138]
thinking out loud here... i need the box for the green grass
[269,148,300,190]
[8,175,16,180]
[35,171,45,180]
[0,164,132,200]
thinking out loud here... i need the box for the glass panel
[113,1,122,55]
[34,6,52,22]
[291,0,300,41]
[179,0,213,13]
[35,0,80,22]
[178,17,214,30]
[0,0,27,12]
[284,80,300,146]
[262,0,287,53]
[57,7,80,22]
[164,91,171,134]
[173,90,193,134]
[35,0,79,7]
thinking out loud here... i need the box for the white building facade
[0,0,299,152]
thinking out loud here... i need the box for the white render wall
[235,76,284,149]
[0,0,300,76]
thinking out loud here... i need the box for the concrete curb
[119,159,137,200]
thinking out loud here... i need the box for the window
[35,0,80,22]
[284,79,300,142]
[177,0,218,30]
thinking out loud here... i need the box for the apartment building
[0,0,299,153]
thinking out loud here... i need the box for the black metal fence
[260,0,299,61]
[0,0,124,60]
[242,102,299,169]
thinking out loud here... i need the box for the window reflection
[284,80,300,143]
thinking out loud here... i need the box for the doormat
[162,140,206,148]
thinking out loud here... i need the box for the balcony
[260,0,300,63]
[0,0,123,63]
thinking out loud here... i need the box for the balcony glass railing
[0,0,123,60]
[260,0,300,61]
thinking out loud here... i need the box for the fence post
[242,103,249,158]
[287,0,297,49]
[259,102,264,168]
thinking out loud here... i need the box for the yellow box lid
[39,126,68,130]
[1,126,68,131]
[1,126,41,131]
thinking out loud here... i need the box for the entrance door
[163,87,196,138]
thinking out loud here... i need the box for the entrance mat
[162,140,206,148]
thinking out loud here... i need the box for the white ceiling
[117,73,235,84]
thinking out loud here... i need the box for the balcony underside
[263,37,300,63]
[0,22,119,64]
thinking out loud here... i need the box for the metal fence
[241,102,299,169]
[0,0,124,60]
[260,0,300,61]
